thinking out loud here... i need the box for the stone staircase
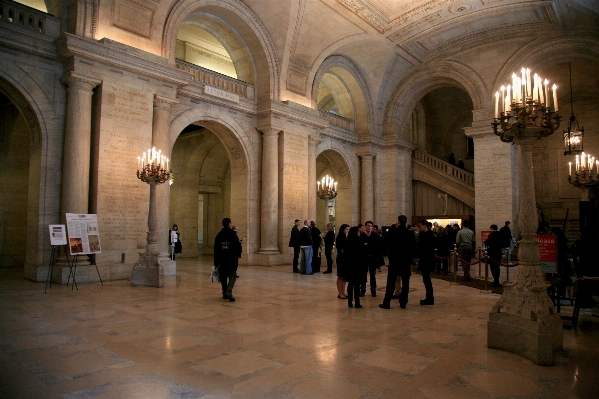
[412,150,475,208]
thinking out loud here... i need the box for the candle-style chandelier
[568,152,598,188]
[492,67,561,143]
[317,175,337,200]
[137,147,170,184]
[563,63,584,155]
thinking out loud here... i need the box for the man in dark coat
[484,224,503,287]
[380,215,416,309]
[289,219,301,273]
[360,221,380,296]
[214,218,242,302]
[415,219,435,305]
[500,221,513,249]
[310,221,323,273]
[299,220,313,274]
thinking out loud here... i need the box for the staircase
[412,150,475,208]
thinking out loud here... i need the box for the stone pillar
[360,153,374,223]
[60,72,101,216]
[259,128,280,254]
[152,95,178,276]
[308,135,318,223]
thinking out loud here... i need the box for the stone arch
[169,108,253,259]
[312,55,375,138]
[0,61,63,279]
[163,0,280,101]
[315,140,359,227]
[384,61,485,141]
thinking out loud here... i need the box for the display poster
[65,213,102,255]
[535,235,557,273]
[481,230,492,247]
[49,225,67,246]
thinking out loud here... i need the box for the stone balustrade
[414,150,474,187]
[318,110,355,131]
[175,59,255,99]
[0,0,60,38]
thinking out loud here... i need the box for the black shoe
[371,292,377,297]
[355,304,362,308]
[359,291,365,297]
[461,277,472,282]
[306,272,314,275]
[293,269,300,273]
[223,294,229,299]
[228,294,236,302]
[420,299,434,305]
[323,271,332,274]
[400,303,406,309]
[379,304,390,309]
[300,272,306,275]
[338,295,347,299]
[348,303,353,308]
[391,295,400,299]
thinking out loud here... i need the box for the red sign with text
[481,231,492,246]
[535,235,557,273]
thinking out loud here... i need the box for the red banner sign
[535,235,557,273]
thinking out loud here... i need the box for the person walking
[484,224,503,287]
[345,226,362,308]
[214,218,242,302]
[169,224,180,260]
[415,219,435,305]
[289,219,301,273]
[323,223,335,274]
[456,220,475,281]
[380,215,416,309]
[299,220,313,275]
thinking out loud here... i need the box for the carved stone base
[488,312,562,366]
[131,253,164,287]
[159,255,176,276]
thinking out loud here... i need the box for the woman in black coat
[345,226,363,308]
[335,224,349,299]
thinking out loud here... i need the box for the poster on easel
[49,225,67,246]
[65,213,102,255]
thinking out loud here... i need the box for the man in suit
[380,215,416,309]
[289,219,301,273]
[415,219,435,305]
[360,221,380,297]
[214,218,242,302]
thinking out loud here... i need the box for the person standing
[169,224,180,260]
[415,219,435,305]
[214,218,242,302]
[299,220,313,275]
[500,221,514,252]
[345,226,362,308]
[289,219,301,273]
[360,221,380,297]
[435,227,451,275]
[456,220,475,281]
[323,223,335,274]
[310,221,324,273]
[484,224,503,287]
[380,215,416,309]
[335,224,349,298]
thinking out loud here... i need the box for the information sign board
[65,214,102,255]
[535,235,557,273]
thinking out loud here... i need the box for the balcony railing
[318,110,354,131]
[175,59,254,100]
[0,0,60,38]
[414,150,474,186]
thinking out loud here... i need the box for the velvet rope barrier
[456,253,482,266]
[487,256,518,267]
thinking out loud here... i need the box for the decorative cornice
[56,33,190,87]
[60,71,102,89]
[257,101,329,132]
[154,94,180,106]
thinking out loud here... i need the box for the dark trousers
[347,280,361,306]
[220,271,237,296]
[325,246,333,272]
[490,256,501,283]
[383,266,411,306]
[292,246,300,270]
[361,264,377,293]
[421,268,434,300]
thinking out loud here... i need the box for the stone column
[308,135,318,223]
[152,95,178,276]
[258,128,280,254]
[360,153,374,223]
[60,72,101,216]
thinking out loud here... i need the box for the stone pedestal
[488,312,562,366]
[159,255,176,276]
[131,253,164,287]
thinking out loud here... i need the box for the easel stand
[68,253,104,290]
[45,245,70,294]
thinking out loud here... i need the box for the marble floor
[1,257,598,399]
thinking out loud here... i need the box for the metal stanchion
[453,244,458,285]
[505,248,510,283]
[484,249,489,292]
[478,246,482,277]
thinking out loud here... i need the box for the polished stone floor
[1,257,598,399]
